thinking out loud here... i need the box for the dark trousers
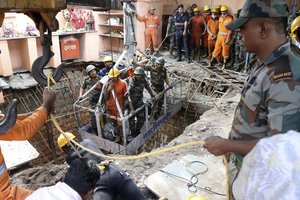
[176,30,190,61]
[128,100,145,136]
[94,164,146,200]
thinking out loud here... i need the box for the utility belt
[146,24,157,28]
[218,32,229,36]
[232,153,243,169]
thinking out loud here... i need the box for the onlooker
[189,7,206,61]
[135,7,161,55]
[175,4,190,63]
[202,5,212,57]
[209,5,233,70]
[166,9,177,58]
[207,9,219,59]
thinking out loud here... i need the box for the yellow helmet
[193,7,199,12]
[103,56,113,62]
[211,9,218,13]
[220,5,228,12]
[204,5,210,12]
[135,50,142,57]
[186,194,207,200]
[57,132,76,149]
[108,68,120,78]
[290,16,300,38]
[215,5,221,11]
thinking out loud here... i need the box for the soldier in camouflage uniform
[79,65,101,134]
[203,0,300,198]
[128,67,156,137]
[143,57,171,120]
[166,10,177,58]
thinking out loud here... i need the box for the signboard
[60,35,80,61]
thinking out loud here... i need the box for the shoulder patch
[270,55,293,81]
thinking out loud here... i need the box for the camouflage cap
[226,0,289,31]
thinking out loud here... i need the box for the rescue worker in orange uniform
[207,9,219,59]
[105,68,127,128]
[209,5,233,70]
[135,7,161,55]
[202,5,212,57]
[189,7,206,61]
[0,88,56,200]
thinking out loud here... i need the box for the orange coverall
[0,107,48,200]
[203,13,212,49]
[137,14,161,51]
[207,18,219,57]
[212,15,233,59]
[190,16,206,49]
[106,79,127,126]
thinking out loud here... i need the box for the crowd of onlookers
[164,4,247,71]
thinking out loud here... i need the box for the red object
[60,35,80,61]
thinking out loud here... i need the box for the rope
[46,73,230,200]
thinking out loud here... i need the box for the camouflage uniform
[167,15,176,55]
[81,75,101,131]
[145,64,167,119]
[225,0,300,197]
[128,77,150,136]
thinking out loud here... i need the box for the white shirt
[26,182,82,200]
[233,130,300,200]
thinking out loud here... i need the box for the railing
[73,77,182,146]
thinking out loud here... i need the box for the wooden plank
[0,141,39,169]
[145,154,226,200]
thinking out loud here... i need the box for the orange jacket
[106,79,127,113]
[0,107,48,200]
[218,15,233,37]
[207,19,219,40]
[137,14,160,28]
[190,16,206,36]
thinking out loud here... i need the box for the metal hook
[0,99,18,135]
[31,21,64,86]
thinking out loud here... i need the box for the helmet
[134,67,145,75]
[211,9,218,13]
[193,8,199,12]
[155,57,165,66]
[186,194,207,200]
[135,50,142,57]
[57,132,76,149]
[204,5,210,12]
[108,68,120,78]
[215,5,221,11]
[220,5,228,12]
[103,56,113,62]
[290,16,300,38]
[86,65,96,74]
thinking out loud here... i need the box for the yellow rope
[47,73,230,200]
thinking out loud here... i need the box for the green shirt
[230,42,300,142]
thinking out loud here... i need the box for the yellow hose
[47,73,230,200]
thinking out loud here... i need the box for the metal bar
[145,103,149,130]
[192,61,243,91]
